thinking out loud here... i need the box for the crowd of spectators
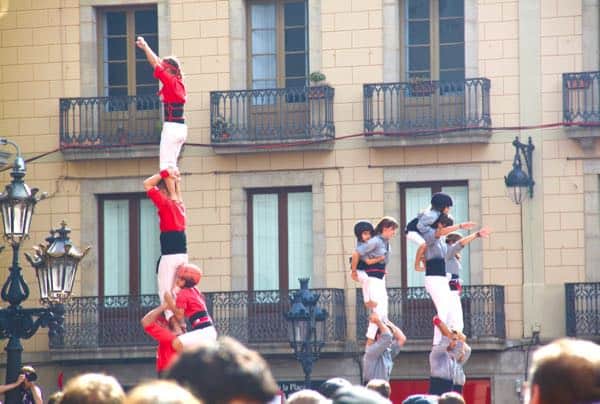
[1,336,599,403]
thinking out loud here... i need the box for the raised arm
[459,227,491,246]
[141,302,169,328]
[386,319,407,346]
[136,36,160,68]
[435,221,476,238]
[0,374,25,394]
[164,291,185,323]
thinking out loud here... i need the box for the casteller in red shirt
[176,287,212,330]
[147,187,186,232]
[144,318,179,374]
[154,62,187,104]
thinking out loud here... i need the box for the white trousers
[366,277,389,340]
[160,122,187,170]
[157,253,188,320]
[447,289,464,333]
[425,275,452,345]
[356,270,372,303]
[178,325,218,351]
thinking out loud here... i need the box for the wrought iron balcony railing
[563,71,600,125]
[356,285,505,340]
[363,78,491,135]
[59,95,161,149]
[210,86,335,145]
[49,289,346,350]
[566,282,600,338]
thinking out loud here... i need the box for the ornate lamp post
[505,136,535,204]
[0,139,89,403]
[285,278,328,388]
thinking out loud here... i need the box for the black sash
[425,258,446,276]
[160,231,187,255]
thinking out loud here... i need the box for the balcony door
[247,0,308,140]
[97,6,160,145]
[401,0,466,128]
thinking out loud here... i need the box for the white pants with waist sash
[157,253,188,320]
[178,325,218,351]
[365,277,389,340]
[447,288,464,333]
[425,275,452,345]
[160,122,187,170]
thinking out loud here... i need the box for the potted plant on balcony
[212,114,231,141]
[409,75,436,97]
[308,71,328,99]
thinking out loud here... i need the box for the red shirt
[154,63,187,104]
[144,321,178,372]
[176,287,210,323]
[147,187,186,232]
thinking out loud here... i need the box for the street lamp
[285,278,328,389]
[505,136,535,204]
[0,139,88,404]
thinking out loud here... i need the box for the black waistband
[190,310,213,330]
[425,258,446,276]
[160,231,187,255]
[429,377,453,395]
[164,103,185,123]
[450,274,459,279]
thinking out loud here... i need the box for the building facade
[0,0,598,402]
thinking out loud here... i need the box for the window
[400,181,470,287]
[403,0,464,82]
[247,187,313,291]
[248,0,308,90]
[98,194,161,296]
[98,6,158,98]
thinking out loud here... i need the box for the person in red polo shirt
[141,301,184,376]
[144,169,187,331]
[136,36,187,198]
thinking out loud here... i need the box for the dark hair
[432,213,454,228]
[375,216,399,234]
[431,192,453,211]
[20,366,37,382]
[445,232,462,245]
[162,57,183,79]
[319,378,352,399]
[166,336,279,404]
[438,391,465,404]
[354,221,374,242]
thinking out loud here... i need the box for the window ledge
[365,129,492,148]
[211,140,334,154]
[61,144,160,161]
[564,125,600,149]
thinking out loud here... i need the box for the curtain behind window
[287,192,312,288]
[253,194,279,290]
[139,199,161,295]
[251,3,277,91]
[103,200,130,295]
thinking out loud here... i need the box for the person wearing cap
[164,263,217,350]
[363,312,406,385]
[318,378,352,399]
[350,220,384,309]
[444,227,491,333]
[353,217,400,340]
[0,366,44,404]
[136,36,187,199]
[144,169,188,333]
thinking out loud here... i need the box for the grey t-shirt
[356,235,390,265]
[429,337,454,381]
[445,242,464,276]
[417,212,447,262]
[450,341,471,386]
[363,333,402,382]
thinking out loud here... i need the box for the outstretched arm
[459,227,491,246]
[0,374,25,394]
[435,221,476,238]
[364,255,385,265]
[136,36,160,68]
[141,302,169,328]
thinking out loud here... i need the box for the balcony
[209,86,335,154]
[563,71,600,148]
[566,282,600,339]
[59,95,162,160]
[356,285,505,343]
[363,78,491,147]
[49,289,346,353]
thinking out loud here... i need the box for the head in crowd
[438,391,465,404]
[125,380,202,404]
[430,192,453,213]
[432,213,454,229]
[60,373,125,404]
[166,336,279,404]
[527,338,600,404]
[19,365,37,390]
[175,263,202,288]
[47,391,64,404]
[375,216,399,238]
[287,389,330,404]
[354,221,375,243]
[365,379,391,399]
[162,56,183,78]
[331,385,391,404]
[402,394,438,404]
[318,378,352,399]
[445,232,462,245]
